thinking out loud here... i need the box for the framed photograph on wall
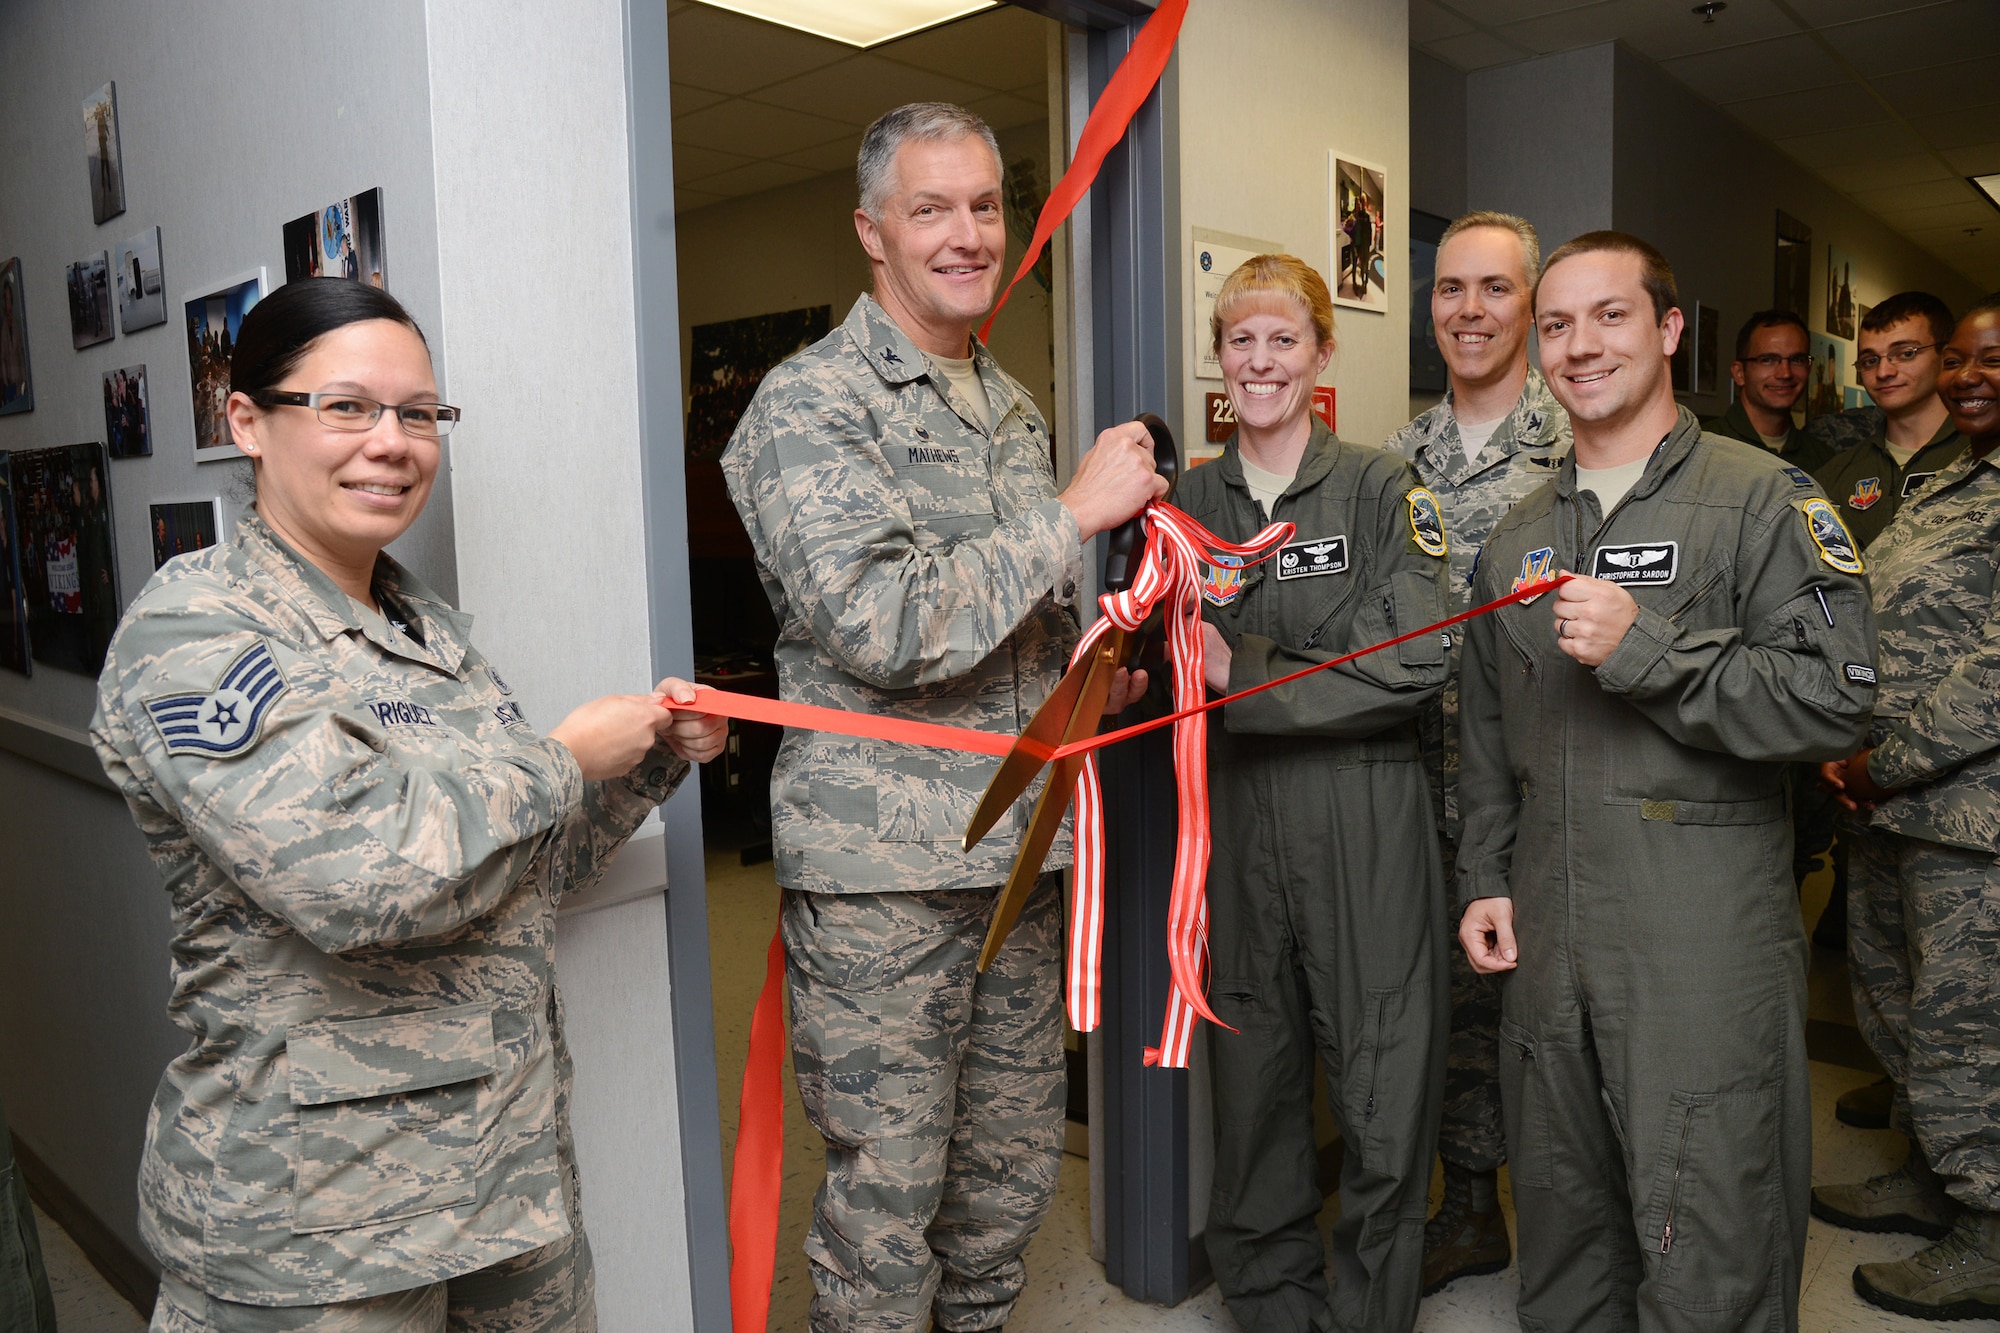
[0,457,32,675]
[149,498,222,569]
[283,188,385,289]
[9,441,119,676]
[103,364,152,458]
[84,81,126,226]
[1825,245,1858,340]
[1774,211,1810,318]
[184,268,264,460]
[684,305,831,461]
[67,251,115,349]
[1808,332,1847,420]
[0,258,33,416]
[116,225,167,332]
[1329,151,1388,313]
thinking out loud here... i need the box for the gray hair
[856,103,1003,220]
[1439,211,1541,285]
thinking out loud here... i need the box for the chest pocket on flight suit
[885,427,997,547]
[284,1001,500,1233]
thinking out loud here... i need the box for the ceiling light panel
[694,0,998,49]
[1972,173,2000,213]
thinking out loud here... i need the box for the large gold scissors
[964,414,1180,969]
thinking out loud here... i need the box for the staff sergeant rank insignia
[1406,487,1448,557]
[1513,546,1555,604]
[1802,497,1865,574]
[1591,540,1678,586]
[144,640,289,759]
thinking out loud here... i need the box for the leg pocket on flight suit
[1498,1020,1554,1190]
[1344,984,1428,1177]
[1643,1086,1783,1312]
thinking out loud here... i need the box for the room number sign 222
[1204,388,1336,444]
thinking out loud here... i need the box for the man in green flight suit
[1389,210,1569,1295]
[1457,232,1877,1332]
[1702,309,1833,474]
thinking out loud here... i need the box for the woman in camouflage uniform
[91,280,724,1332]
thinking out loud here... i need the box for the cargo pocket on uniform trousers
[1346,985,1427,1177]
[285,1001,500,1234]
[1498,1020,1554,1189]
[1644,1086,1783,1312]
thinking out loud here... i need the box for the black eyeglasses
[251,390,462,438]
[1745,353,1812,370]
[1855,344,1937,374]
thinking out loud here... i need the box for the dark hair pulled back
[229,278,428,397]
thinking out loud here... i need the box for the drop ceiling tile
[1820,0,2000,77]
[1783,0,1952,27]
[672,82,727,119]
[1871,54,2000,120]
[674,96,854,157]
[672,142,757,182]
[1905,108,2000,150]
[668,3,847,94]
[1720,81,1879,140]
[1851,177,1985,212]
[1872,196,1996,228]
[693,159,823,199]
[1502,0,1796,64]
[1945,141,2000,174]
[1412,0,1476,43]
[1818,152,1957,192]
[1438,0,1596,26]
[964,91,1045,132]
[1659,33,1849,102]
[1423,29,1537,70]
[753,54,985,125]
[774,136,865,175]
[876,5,1050,92]
[674,186,728,213]
[1775,117,1922,167]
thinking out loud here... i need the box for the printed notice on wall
[1192,228,1281,381]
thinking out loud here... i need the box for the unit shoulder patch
[1591,541,1678,586]
[1406,487,1449,557]
[1800,497,1865,574]
[1512,545,1556,604]
[1848,477,1882,511]
[144,639,289,759]
[1202,552,1247,606]
[1275,536,1349,580]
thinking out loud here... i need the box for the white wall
[1174,0,1411,452]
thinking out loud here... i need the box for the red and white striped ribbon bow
[1066,501,1293,1068]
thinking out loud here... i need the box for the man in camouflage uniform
[0,1096,56,1333]
[1701,309,1833,474]
[1810,298,2000,1319]
[1388,210,1568,1295]
[722,103,1162,1332]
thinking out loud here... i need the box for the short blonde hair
[1210,254,1335,354]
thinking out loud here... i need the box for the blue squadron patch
[1202,552,1246,606]
[145,640,288,758]
[1848,477,1882,511]
[1513,545,1556,604]
[1784,467,1813,488]
[1406,487,1449,557]
[1802,497,1865,574]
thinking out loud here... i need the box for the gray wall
[0,0,453,1270]
[1410,49,1467,221]
[1467,45,1617,254]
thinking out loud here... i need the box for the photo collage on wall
[150,499,220,569]
[284,188,386,288]
[184,271,264,457]
[9,443,118,676]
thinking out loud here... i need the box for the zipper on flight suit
[1660,1104,1694,1253]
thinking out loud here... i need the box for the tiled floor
[36,846,2000,1330]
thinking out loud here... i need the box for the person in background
[1388,209,1569,1296]
[1702,309,1833,473]
[1457,232,1876,1332]
[721,103,1163,1333]
[1811,296,2000,1319]
[1181,254,1451,1332]
[0,1095,56,1333]
[1807,290,1968,1130]
[93,278,726,1332]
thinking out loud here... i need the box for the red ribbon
[728,923,789,1333]
[977,0,1189,344]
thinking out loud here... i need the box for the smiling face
[853,135,1005,357]
[1535,249,1682,432]
[1939,309,2000,446]
[1732,321,1809,415]
[1857,316,1942,415]
[1218,294,1334,438]
[1432,225,1533,394]
[227,319,439,583]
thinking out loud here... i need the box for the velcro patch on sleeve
[1406,487,1448,557]
[144,640,289,759]
[1844,663,1877,684]
[1800,497,1864,574]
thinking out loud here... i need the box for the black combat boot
[1423,1161,1511,1295]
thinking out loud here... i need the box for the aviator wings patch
[144,639,289,759]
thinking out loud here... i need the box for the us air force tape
[1406,486,1448,557]
[145,639,289,758]
[1799,497,1864,574]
